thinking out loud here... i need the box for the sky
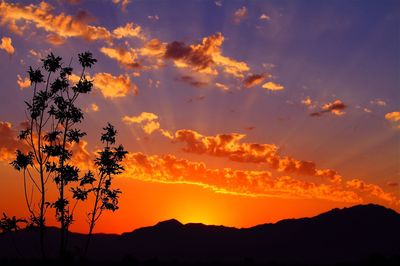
[0,0,399,234]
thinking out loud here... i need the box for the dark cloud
[243,74,267,88]
[310,100,347,117]
[178,76,209,88]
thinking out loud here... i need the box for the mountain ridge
[1,204,399,264]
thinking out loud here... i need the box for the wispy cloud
[70,72,138,99]
[0,2,112,42]
[385,111,400,129]
[233,6,247,24]
[0,37,15,55]
[310,99,347,117]
[17,75,30,89]
[262,81,284,91]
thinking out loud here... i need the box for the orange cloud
[69,140,92,171]
[0,2,112,42]
[17,75,31,89]
[0,37,15,55]
[100,46,141,69]
[123,112,172,138]
[112,0,131,12]
[346,179,399,205]
[123,112,160,135]
[122,152,381,204]
[139,33,250,78]
[173,129,343,182]
[85,103,99,113]
[215,82,229,92]
[119,115,400,206]
[123,113,343,182]
[70,72,138,99]
[385,111,400,122]
[0,121,25,162]
[243,74,268,88]
[311,99,347,117]
[301,96,313,107]
[46,34,66,45]
[92,72,137,99]
[233,6,247,24]
[113,22,145,40]
[262,81,284,91]
[385,111,400,129]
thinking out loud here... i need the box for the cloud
[363,107,372,113]
[124,113,343,183]
[45,34,66,45]
[17,75,31,89]
[262,81,284,91]
[370,98,387,107]
[100,46,141,69]
[0,37,15,55]
[385,111,400,129]
[215,82,229,92]
[215,1,222,7]
[122,112,161,135]
[147,15,159,21]
[63,0,81,5]
[85,103,99,113]
[173,129,344,182]
[70,72,138,99]
[301,96,313,107]
[243,74,268,88]
[112,0,131,12]
[233,6,247,24]
[165,41,215,73]
[0,121,25,162]
[0,2,112,42]
[113,22,145,40]
[387,181,398,187]
[259,14,270,21]
[121,119,400,206]
[140,33,250,78]
[179,76,209,88]
[92,72,138,98]
[385,111,400,122]
[69,140,92,170]
[346,179,399,205]
[121,151,400,205]
[122,112,173,139]
[310,99,347,117]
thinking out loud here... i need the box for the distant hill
[1,204,399,264]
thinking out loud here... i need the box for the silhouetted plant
[11,51,128,261]
[0,213,27,234]
[11,51,97,260]
[71,123,127,257]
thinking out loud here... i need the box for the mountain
[0,204,399,264]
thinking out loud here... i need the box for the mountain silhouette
[1,204,399,264]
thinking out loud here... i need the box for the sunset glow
[0,0,399,234]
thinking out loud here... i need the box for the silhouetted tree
[71,123,127,257]
[11,51,97,259]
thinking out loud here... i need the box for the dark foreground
[1,204,399,265]
[1,255,400,266]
